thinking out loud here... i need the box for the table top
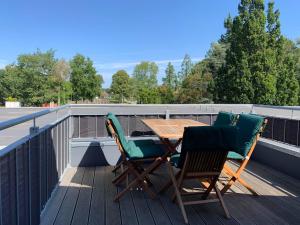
[142,119,207,139]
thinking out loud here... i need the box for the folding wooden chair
[221,114,267,195]
[161,126,233,224]
[105,113,168,201]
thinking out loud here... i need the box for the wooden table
[142,119,207,152]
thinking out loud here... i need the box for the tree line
[0,51,103,106]
[1,0,300,106]
[110,0,300,105]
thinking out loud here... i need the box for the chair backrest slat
[185,151,228,173]
[178,126,233,173]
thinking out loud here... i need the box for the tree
[110,70,131,103]
[16,49,57,106]
[163,62,177,89]
[177,61,213,103]
[70,54,102,102]
[160,62,177,103]
[50,59,71,105]
[132,61,160,103]
[178,54,193,84]
[0,67,22,104]
[215,0,288,105]
[205,42,228,78]
[267,2,299,105]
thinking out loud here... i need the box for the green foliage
[177,61,213,103]
[160,62,177,103]
[132,61,160,103]
[163,62,177,89]
[15,50,57,106]
[205,42,228,78]
[5,96,18,102]
[178,54,193,84]
[214,0,299,105]
[159,85,176,104]
[70,54,102,102]
[110,70,131,103]
[49,59,71,104]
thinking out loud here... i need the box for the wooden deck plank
[118,186,139,225]
[41,162,300,225]
[226,161,300,224]
[151,168,207,225]
[53,167,85,225]
[104,167,122,225]
[71,167,95,225]
[88,167,106,225]
[245,161,300,197]
[130,191,156,225]
[40,168,77,225]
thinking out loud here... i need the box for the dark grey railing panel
[71,114,215,139]
[72,111,299,147]
[0,117,70,225]
[29,136,40,225]
[1,152,17,225]
[16,143,30,225]
[285,119,299,146]
[261,116,300,146]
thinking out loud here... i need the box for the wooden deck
[41,161,300,225]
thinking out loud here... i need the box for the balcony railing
[0,104,299,225]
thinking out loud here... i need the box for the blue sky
[0,0,299,88]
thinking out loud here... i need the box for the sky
[0,0,299,88]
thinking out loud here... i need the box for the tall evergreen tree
[178,54,193,84]
[214,0,299,105]
[267,2,299,105]
[162,62,176,89]
[160,62,177,103]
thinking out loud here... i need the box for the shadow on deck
[41,161,300,225]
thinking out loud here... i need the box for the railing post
[165,110,170,120]
[30,118,39,135]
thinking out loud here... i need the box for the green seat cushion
[131,139,156,146]
[227,151,244,160]
[107,113,129,150]
[234,114,264,157]
[213,111,236,127]
[170,153,180,167]
[126,140,165,159]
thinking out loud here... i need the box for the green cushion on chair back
[107,113,129,151]
[213,111,236,127]
[177,126,234,168]
[234,114,264,157]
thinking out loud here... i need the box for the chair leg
[221,176,236,195]
[214,185,230,219]
[112,163,122,174]
[202,178,217,200]
[112,168,130,185]
[159,171,181,194]
[114,159,163,201]
[167,162,188,224]
[221,172,258,196]
[238,177,259,196]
